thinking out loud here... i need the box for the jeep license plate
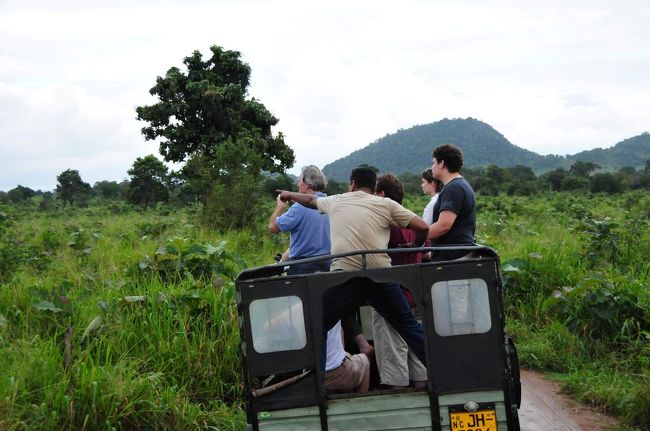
[450,409,497,431]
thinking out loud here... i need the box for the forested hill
[565,132,650,170]
[322,118,561,181]
[321,118,650,181]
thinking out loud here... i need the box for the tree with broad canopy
[135,45,295,228]
[56,169,92,208]
[127,155,170,209]
[135,45,294,173]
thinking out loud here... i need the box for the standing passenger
[268,165,331,274]
[277,166,430,365]
[268,165,369,392]
[427,145,477,261]
[421,168,443,225]
[374,173,427,388]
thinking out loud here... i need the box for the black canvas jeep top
[236,245,521,431]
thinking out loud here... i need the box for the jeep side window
[250,296,307,353]
[431,278,492,336]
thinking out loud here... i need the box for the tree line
[316,159,650,197]
[4,44,650,227]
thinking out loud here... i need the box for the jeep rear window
[250,296,307,353]
[431,278,491,336]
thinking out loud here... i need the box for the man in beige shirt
[277,166,429,365]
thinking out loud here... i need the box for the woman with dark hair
[421,168,443,225]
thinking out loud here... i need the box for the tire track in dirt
[519,370,620,431]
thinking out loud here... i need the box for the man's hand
[407,216,429,246]
[276,190,318,209]
[277,190,293,202]
[276,193,288,207]
[269,191,291,234]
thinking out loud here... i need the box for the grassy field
[1,192,649,430]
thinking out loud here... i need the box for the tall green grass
[1,193,648,430]
[0,206,281,430]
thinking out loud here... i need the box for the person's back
[317,191,415,271]
[374,173,427,388]
[277,166,430,366]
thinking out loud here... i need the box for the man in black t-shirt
[427,144,476,260]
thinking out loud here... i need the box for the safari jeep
[235,245,521,431]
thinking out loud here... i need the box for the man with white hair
[269,165,331,274]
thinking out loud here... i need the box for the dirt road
[519,370,620,431]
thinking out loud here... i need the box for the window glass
[250,296,307,353]
[431,278,491,336]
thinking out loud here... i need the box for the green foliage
[590,172,623,193]
[194,140,269,230]
[547,273,649,344]
[262,173,295,198]
[93,180,125,200]
[137,219,174,238]
[324,179,348,195]
[569,160,600,177]
[135,44,294,172]
[561,366,650,430]
[579,216,620,267]
[202,169,262,230]
[38,192,57,211]
[0,208,251,429]
[0,212,51,283]
[127,155,170,209]
[137,237,244,283]
[56,169,93,208]
[0,192,648,429]
[6,185,36,204]
[514,321,583,372]
[136,45,296,228]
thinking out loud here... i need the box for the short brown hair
[376,173,404,204]
[432,144,464,173]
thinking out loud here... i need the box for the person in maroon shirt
[373,173,427,388]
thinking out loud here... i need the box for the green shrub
[547,273,649,345]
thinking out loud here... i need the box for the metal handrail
[236,244,498,281]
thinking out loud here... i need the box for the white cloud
[1,0,650,189]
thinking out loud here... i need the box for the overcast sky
[1,0,649,191]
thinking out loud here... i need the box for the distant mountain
[565,132,650,170]
[321,118,650,181]
[322,118,562,181]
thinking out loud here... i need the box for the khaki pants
[325,353,369,393]
[372,310,427,386]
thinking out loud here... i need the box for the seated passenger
[325,321,370,393]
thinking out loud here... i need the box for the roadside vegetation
[1,190,648,430]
